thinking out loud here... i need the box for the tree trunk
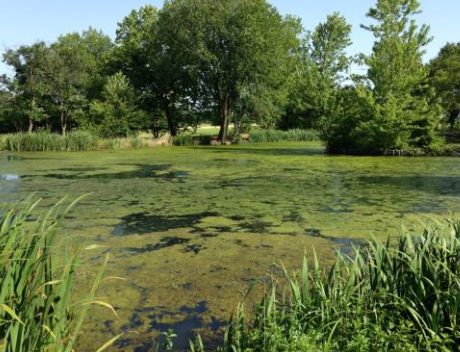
[165,104,177,137]
[28,98,35,134]
[61,109,67,137]
[232,116,240,143]
[218,96,229,144]
[28,119,34,134]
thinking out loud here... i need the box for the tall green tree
[161,0,300,143]
[359,0,438,149]
[286,13,352,130]
[3,42,53,133]
[113,5,193,137]
[429,42,460,128]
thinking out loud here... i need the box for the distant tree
[285,13,352,130]
[429,42,460,128]
[51,29,113,134]
[113,5,191,137]
[90,72,146,137]
[160,0,300,143]
[3,42,53,133]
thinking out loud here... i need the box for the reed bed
[4,132,99,152]
[0,197,118,352]
[249,129,320,143]
[191,220,460,351]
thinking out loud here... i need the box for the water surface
[1,142,459,351]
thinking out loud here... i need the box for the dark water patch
[199,233,218,238]
[119,302,226,351]
[283,211,304,222]
[238,220,273,234]
[112,211,220,236]
[228,215,245,221]
[124,237,191,254]
[305,228,322,237]
[23,164,184,181]
[183,244,205,255]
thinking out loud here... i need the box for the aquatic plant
[3,132,99,152]
[190,220,460,351]
[0,197,118,352]
[249,129,320,143]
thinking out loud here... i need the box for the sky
[1,0,459,76]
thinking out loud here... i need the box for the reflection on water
[1,144,460,351]
[1,174,20,180]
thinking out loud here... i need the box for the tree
[89,72,146,137]
[160,0,300,143]
[323,0,439,152]
[429,42,460,128]
[3,42,53,133]
[359,0,438,150]
[51,29,113,134]
[284,13,352,130]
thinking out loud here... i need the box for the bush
[249,129,320,143]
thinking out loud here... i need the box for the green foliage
[249,129,320,143]
[429,42,460,128]
[282,13,352,130]
[0,197,118,352]
[321,0,440,153]
[89,72,148,138]
[160,0,301,142]
[193,220,460,351]
[3,131,99,152]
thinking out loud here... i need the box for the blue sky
[1,0,459,75]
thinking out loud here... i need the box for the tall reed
[0,197,118,352]
[249,129,320,143]
[3,132,99,152]
[191,220,460,351]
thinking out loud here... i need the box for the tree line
[0,0,459,152]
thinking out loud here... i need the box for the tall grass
[190,220,460,351]
[4,132,99,152]
[249,129,320,143]
[0,197,118,352]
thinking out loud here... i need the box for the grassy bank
[0,198,118,351]
[191,220,460,351]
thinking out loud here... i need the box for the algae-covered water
[1,142,460,351]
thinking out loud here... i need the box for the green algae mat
[1,142,460,350]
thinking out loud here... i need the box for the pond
[1,141,460,351]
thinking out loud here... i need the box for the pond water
[1,142,460,351]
